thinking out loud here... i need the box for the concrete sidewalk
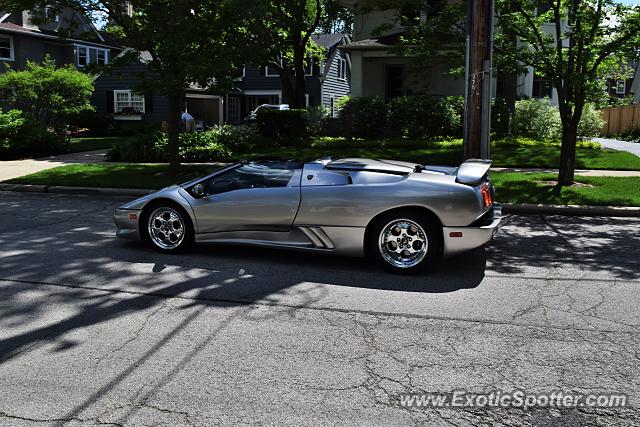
[592,137,640,157]
[0,149,108,182]
[491,167,640,176]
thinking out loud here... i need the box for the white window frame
[0,35,15,61]
[45,6,59,22]
[337,58,347,81]
[304,58,314,76]
[305,94,310,107]
[76,44,109,67]
[616,80,626,95]
[330,95,336,118]
[113,90,145,115]
[265,59,282,77]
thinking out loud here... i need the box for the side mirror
[192,183,205,198]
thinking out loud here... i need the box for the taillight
[480,184,492,207]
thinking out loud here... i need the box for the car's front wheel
[368,212,441,274]
[145,204,193,253]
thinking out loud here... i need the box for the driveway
[0,192,638,426]
[0,149,108,182]
[592,137,640,157]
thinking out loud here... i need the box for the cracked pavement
[0,191,638,426]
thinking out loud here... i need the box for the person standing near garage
[181,110,196,132]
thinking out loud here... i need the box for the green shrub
[107,128,243,162]
[339,97,388,139]
[256,109,308,138]
[0,109,68,159]
[577,103,605,138]
[387,95,463,139]
[306,106,330,136]
[0,58,94,129]
[67,111,115,136]
[514,98,561,140]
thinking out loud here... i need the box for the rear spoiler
[456,159,492,185]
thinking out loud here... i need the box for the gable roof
[0,11,122,49]
[340,32,402,51]
[311,33,345,49]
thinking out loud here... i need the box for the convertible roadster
[114,158,501,273]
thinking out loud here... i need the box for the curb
[2,184,640,217]
[502,203,640,217]
[0,183,153,197]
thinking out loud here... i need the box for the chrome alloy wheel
[148,207,186,250]
[378,219,429,269]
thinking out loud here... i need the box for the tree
[317,0,354,34]
[0,58,94,130]
[497,0,640,186]
[3,0,254,170]
[253,0,324,108]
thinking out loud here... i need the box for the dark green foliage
[0,110,68,159]
[256,109,309,138]
[107,126,257,162]
[338,97,388,139]
[387,95,464,139]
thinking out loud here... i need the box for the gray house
[0,8,121,72]
[93,33,351,127]
[226,33,352,123]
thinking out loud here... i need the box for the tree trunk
[167,93,182,173]
[291,43,307,109]
[558,123,577,186]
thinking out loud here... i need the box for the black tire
[141,201,194,253]
[366,211,442,274]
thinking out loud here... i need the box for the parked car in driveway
[114,158,501,273]
[243,104,290,124]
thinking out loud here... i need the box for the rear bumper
[114,208,143,240]
[442,204,502,257]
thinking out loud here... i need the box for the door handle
[307,175,314,180]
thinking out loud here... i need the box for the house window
[337,58,347,81]
[0,35,14,61]
[76,45,109,67]
[532,72,552,98]
[114,90,145,114]
[227,96,241,124]
[616,80,626,95]
[45,6,59,22]
[265,58,282,77]
[304,58,313,76]
[330,96,335,118]
[97,49,108,65]
[77,46,88,66]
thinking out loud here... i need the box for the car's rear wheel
[368,212,441,274]
[144,204,193,253]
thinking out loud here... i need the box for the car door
[189,160,302,233]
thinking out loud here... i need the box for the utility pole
[463,0,495,160]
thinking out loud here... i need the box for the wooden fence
[599,104,640,136]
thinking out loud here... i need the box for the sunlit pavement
[0,191,638,426]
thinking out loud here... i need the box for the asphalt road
[0,191,639,426]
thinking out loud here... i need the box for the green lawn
[6,163,640,206]
[6,163,217,189]
[69,136,125,153]
[236,137,640,171]
[491,172,640,207]
[69,135,640,170]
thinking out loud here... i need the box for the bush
[0,109,68,159]
[514,98,561,140]
[0,58,94,129]
[339,97,388,139]
[67,111,115,136]
[387,95,463,139]
[306,106,330,136]
[577,103,605,138]
[256,109,308,138]
[107,127,253,162]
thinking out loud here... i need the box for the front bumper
[114,208,143,240]
[442,204,502,257]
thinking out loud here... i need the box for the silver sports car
[114,158,501,273]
